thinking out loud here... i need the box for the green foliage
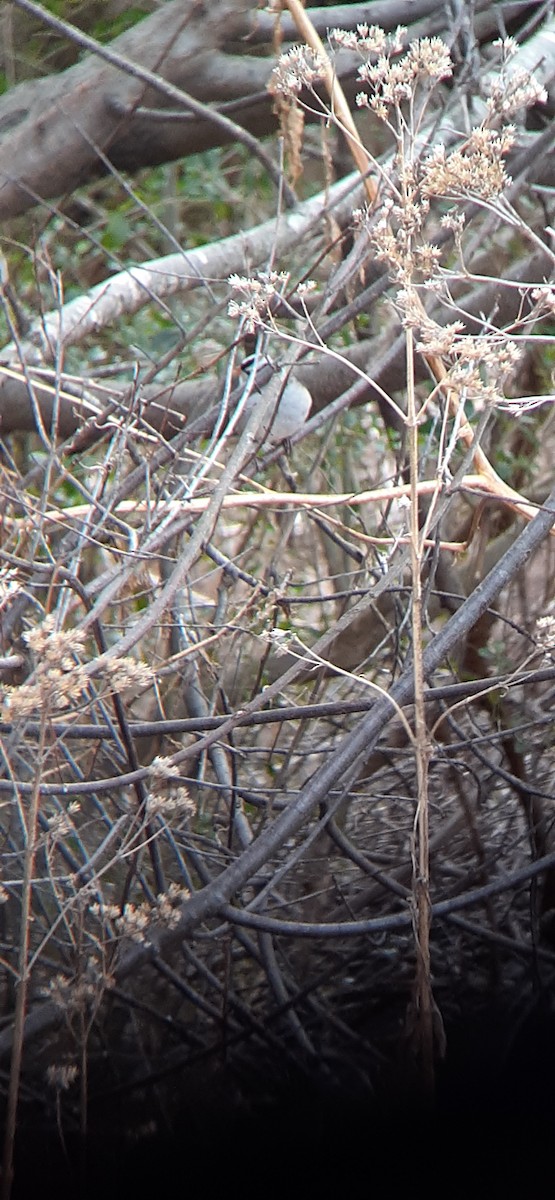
[91,5,152,43]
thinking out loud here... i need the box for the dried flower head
[269,45,327,98]
[147,789,194,817]
[355,33,452,118]
[147,758,194,818]
[531,286,555,318]
[421,127,515,200]
[154,882,190,930]
[150,755,182,781]
[228,269,290,333]
[484,41,548,118]
[329,24,391,56]
[44,965,107,1014]
[46,1063,79,1091]
[3,664,89,718]
[107,657,153,692]
[115,902,152,944]
[536,615,555,653]
[1,615,90,718]
[111,883,191,945]
[23,614,86,665]
[92,883,190,945]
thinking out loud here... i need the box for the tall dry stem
[1,718,48,1200]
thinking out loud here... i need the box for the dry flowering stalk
[271,2,377,200]
[91,881,190,945]
[232,20,550,524]
[420,128,515,201]
[227,269,316,334]
[104,657,152,692]
[2,616,89,718]
[147,791,193,817]
[44,803,81,846]
[485,37,548,117]
[342,26,546,440]
[228,271,279,333]
[268,44,328,97]
[2,611,152,719]
[44,962,112,1016]
[273,17,553,1091]
[147,755,194,819]
[329,23,395,56]
[415,320,522,412]
[354,33,452,120]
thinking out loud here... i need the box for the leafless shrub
[1,0,555,1178]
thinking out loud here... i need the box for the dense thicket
[1,2,555,1189]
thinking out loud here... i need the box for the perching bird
[238,354,312,447]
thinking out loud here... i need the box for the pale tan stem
[284,0,377,203]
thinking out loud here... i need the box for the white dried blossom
[269,45,327,98]
[416,319,466,356]
[403,37,453,82]
[440,209,466,237]
[147,790,194,817]
[354,34,452,117]
[414,241,442,277]
[150,755,182,781]
[23,616,86,664]
[95,883,190,945]
[2,615,92,717]
[422,276,444,294]
[46,811,74,839]
[116,902,152,944]
[352,204,372,229]
[229,271,289,295]
[90,901,121,923]
[147,756,194,818]
[228,270,290,333]
[3,662,89,718]
[492,37,519,62]
[537,615,555,653]
[421,128,515,200]
[414,321,521,409]
[45,968,105,1013]
[531,286,555,317]
[329,25,389,55]
[372,217,404,271]
[393,286,423,327]
[46,1064,78,1091]
[154,882,190,930]
[297,279,317,298]
[108,658,153,691]
[485,66,547,118]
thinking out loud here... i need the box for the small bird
[238,354,312,447]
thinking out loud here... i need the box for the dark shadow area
[8,996,555,1198]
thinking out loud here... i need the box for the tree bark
[0,0,541,221]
